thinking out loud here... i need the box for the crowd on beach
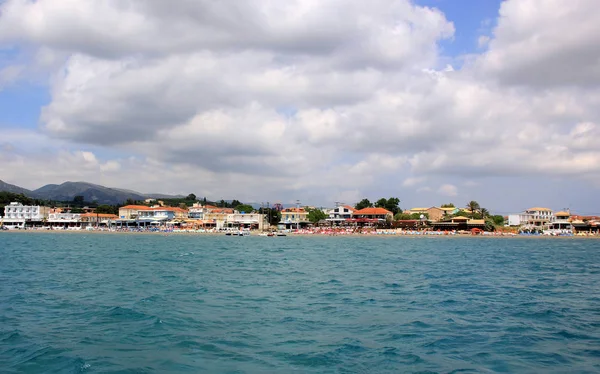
[4,225,580,236]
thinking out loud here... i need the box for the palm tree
[480,208,489,220]
[466,201,480,218]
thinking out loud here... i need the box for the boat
[276,232,287,236]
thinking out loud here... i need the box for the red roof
[353,207,392,215]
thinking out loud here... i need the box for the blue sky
[1,0,600,214]
[415,0,502,56]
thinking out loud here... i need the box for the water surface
[1,233,599,373]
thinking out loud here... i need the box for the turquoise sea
[1,233,600,373]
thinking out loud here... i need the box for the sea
[1,233,599,373]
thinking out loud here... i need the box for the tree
[385,197,401,215]
[395,213,412,220]
[73,195,85,206]
[375,198,388,209]
[235,204,255,213]
[466,201,480,217]
[355,198,373,210]
[219,199,226,207]
[230,200,242,208]
[259,207,281,225]
[96,205,118,215]
[441,203,455,208]
[179,203,188,210]
[374,197,401,215]
[491,215,504,226]
[307,208,327,223]
[186,193,196,201]
[480,208,490,220]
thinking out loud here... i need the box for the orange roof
[150,206,188,212]
[207,208,234,214]
[205,205,218,209]
[120,205,151,210]
[81,213,118,218]
[526,207,552,212]
[282,208,306,212]
[353,207,392,215]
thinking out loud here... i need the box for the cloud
[0,65,24,89]
[478,0,600,87]
[403,177,426,187]
[437,184,458,197]
[1,0,600,211]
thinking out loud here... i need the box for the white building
[226,213,266,230]
[48,210,82,226]
[507,207,555,230]
[1,202,50,228]
[326,205,354,224]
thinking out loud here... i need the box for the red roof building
[352,207,393,221]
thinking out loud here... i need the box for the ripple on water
[1,234,600,373]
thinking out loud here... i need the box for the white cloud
[1,0,600,211]
[437,184,458,197]
[479,0,600,87]
[403,177,426,187]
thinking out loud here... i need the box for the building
[513,207,554,231]
[352,207,393,224]
[327,205,354,225]
[281,207,309,229]
[1,202,50,228]
[225,213,266,230]
[118,205,151,220]
[546,211,573,233]
[81,213,119,227]
[430,216,486,231]
[47,208,81,228]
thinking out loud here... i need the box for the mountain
[0,180,32,195]
[144,193,186,199]
[32,181,147,205]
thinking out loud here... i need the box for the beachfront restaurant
[430,217,486,231]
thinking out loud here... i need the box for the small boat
[276,232,287,237]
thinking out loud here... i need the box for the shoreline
[1,229,597,239]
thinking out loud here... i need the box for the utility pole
[296,199,300,231]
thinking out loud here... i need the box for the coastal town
[1,198,599,237]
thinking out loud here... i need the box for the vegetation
[355,197,401,214]
[466,200,481,215]
[394,212,429,220]
[258,207,281,225]
[306,207,327,223]
[0,192,48,210]
[96,205,119,215]
[354,198,373,210]
[374,197,401,215]
[441,203,455,208]
[235,204,255,213]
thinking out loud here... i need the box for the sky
[1,0,600,214]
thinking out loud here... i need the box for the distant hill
[1,180,194,205]
[31,181,148,205]
[0,180,32,195]
[144,193,186,199]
